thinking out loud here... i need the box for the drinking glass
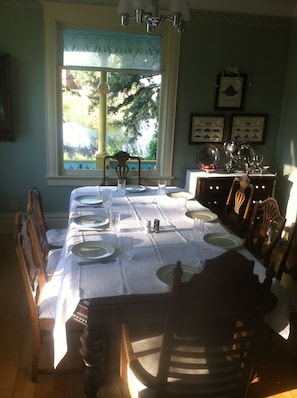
[177,197,187,214]
[109,211,121,232]
[193,218,204,239]
[158,179,167,195]
[102,189,113,212]
[120,236,133,261]
[189,239,200,267]
[117,178,126,196]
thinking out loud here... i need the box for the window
[62,29,161,172]
[43,2,180,186]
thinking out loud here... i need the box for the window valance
[63,29,162,71]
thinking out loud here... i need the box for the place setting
[73,215,110,230]
[185,209,218,222]
[71,204,135,265]
[74,194,103,207]
[114,178,147,195]
[203,232,243,249]
[125,185,146,193]
[190,216,243,250]
[72,240,117,265]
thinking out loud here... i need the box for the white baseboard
[0,212,69,234]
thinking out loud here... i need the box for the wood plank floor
[1,232,297,397]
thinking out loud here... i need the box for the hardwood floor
[2,232,297,397]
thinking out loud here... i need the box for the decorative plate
[203,233,243,249]
[72,241,116,259]
[74,215,109,228]
[238,144,256,165]
[167,191,194,200]
[75,195,103,205]
[185,210,218,222]
[125,185,146,193]
[196,144,220,169]
[157,264,200,286]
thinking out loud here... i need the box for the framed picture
[190,114,225,144]
[231,114,268,143]
[214,73,247,110]
[0,54,13,141]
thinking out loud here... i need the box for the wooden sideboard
[185,170,276,218]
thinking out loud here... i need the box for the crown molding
[0,0,41,7]
[191,9,293,29]
[0,0,294,28]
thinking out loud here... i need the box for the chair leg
[31,330,41,382]
[120,325,128,382]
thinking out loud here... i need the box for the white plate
[157,264,200,286]
[125,185,146,193]
[74,215,109,228]
[186,210,218,222]
[167,191,194,200]
[75,195,103,205]
[203,233,243,249]
[72,241,116,259]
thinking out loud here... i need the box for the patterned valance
[63,29,162,71]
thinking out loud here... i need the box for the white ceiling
[54,0,297,18]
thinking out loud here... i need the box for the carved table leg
[79,324,107,398]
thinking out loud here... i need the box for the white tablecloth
[49,185,290,368]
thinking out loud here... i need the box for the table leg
[79,324,106,398]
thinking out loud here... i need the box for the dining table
[43,184,291,398]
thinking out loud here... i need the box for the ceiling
[52,0,297,18]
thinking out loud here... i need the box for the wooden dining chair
[276,221,297,281]
[222,175,254,237]
[27,187,67,249]
[120,250,273,398]
[103,150,142,185]
[26,211,61,279]
[245,197,286,268]
[14,212,86,382]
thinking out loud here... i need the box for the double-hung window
[43,2,180,186]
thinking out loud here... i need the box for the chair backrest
[276,220,297,281]
[155,250,272,398]
[27,188,50,272]
[103,150,141,185]
[14,212,46,329]
[246,197,286,267]
[222,175,254,235]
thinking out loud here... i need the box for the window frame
[43,2,180,186]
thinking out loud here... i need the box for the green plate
[75,195,103,205]
[72,241,115,259]
[203,233,243,249]
[186,210,218,222]
[125,185,146,193]
[74,215,109,228]
[167,191,194,200]
[157,264,200,286]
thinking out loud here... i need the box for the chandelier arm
[118,0,189,33]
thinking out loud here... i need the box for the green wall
[0,4,294,224]
[173,11,291,189]
[0,5,74,217]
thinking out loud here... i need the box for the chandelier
[118,0,190,33]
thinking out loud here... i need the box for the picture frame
[190,114,225,144]
[214,73,247,110]
[230,114,268,143]
[0,54,13,141]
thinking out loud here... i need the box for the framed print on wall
[190,114,225,144]
[231,114,268,143]
[214,73,247,110]
[0,54,13,141]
